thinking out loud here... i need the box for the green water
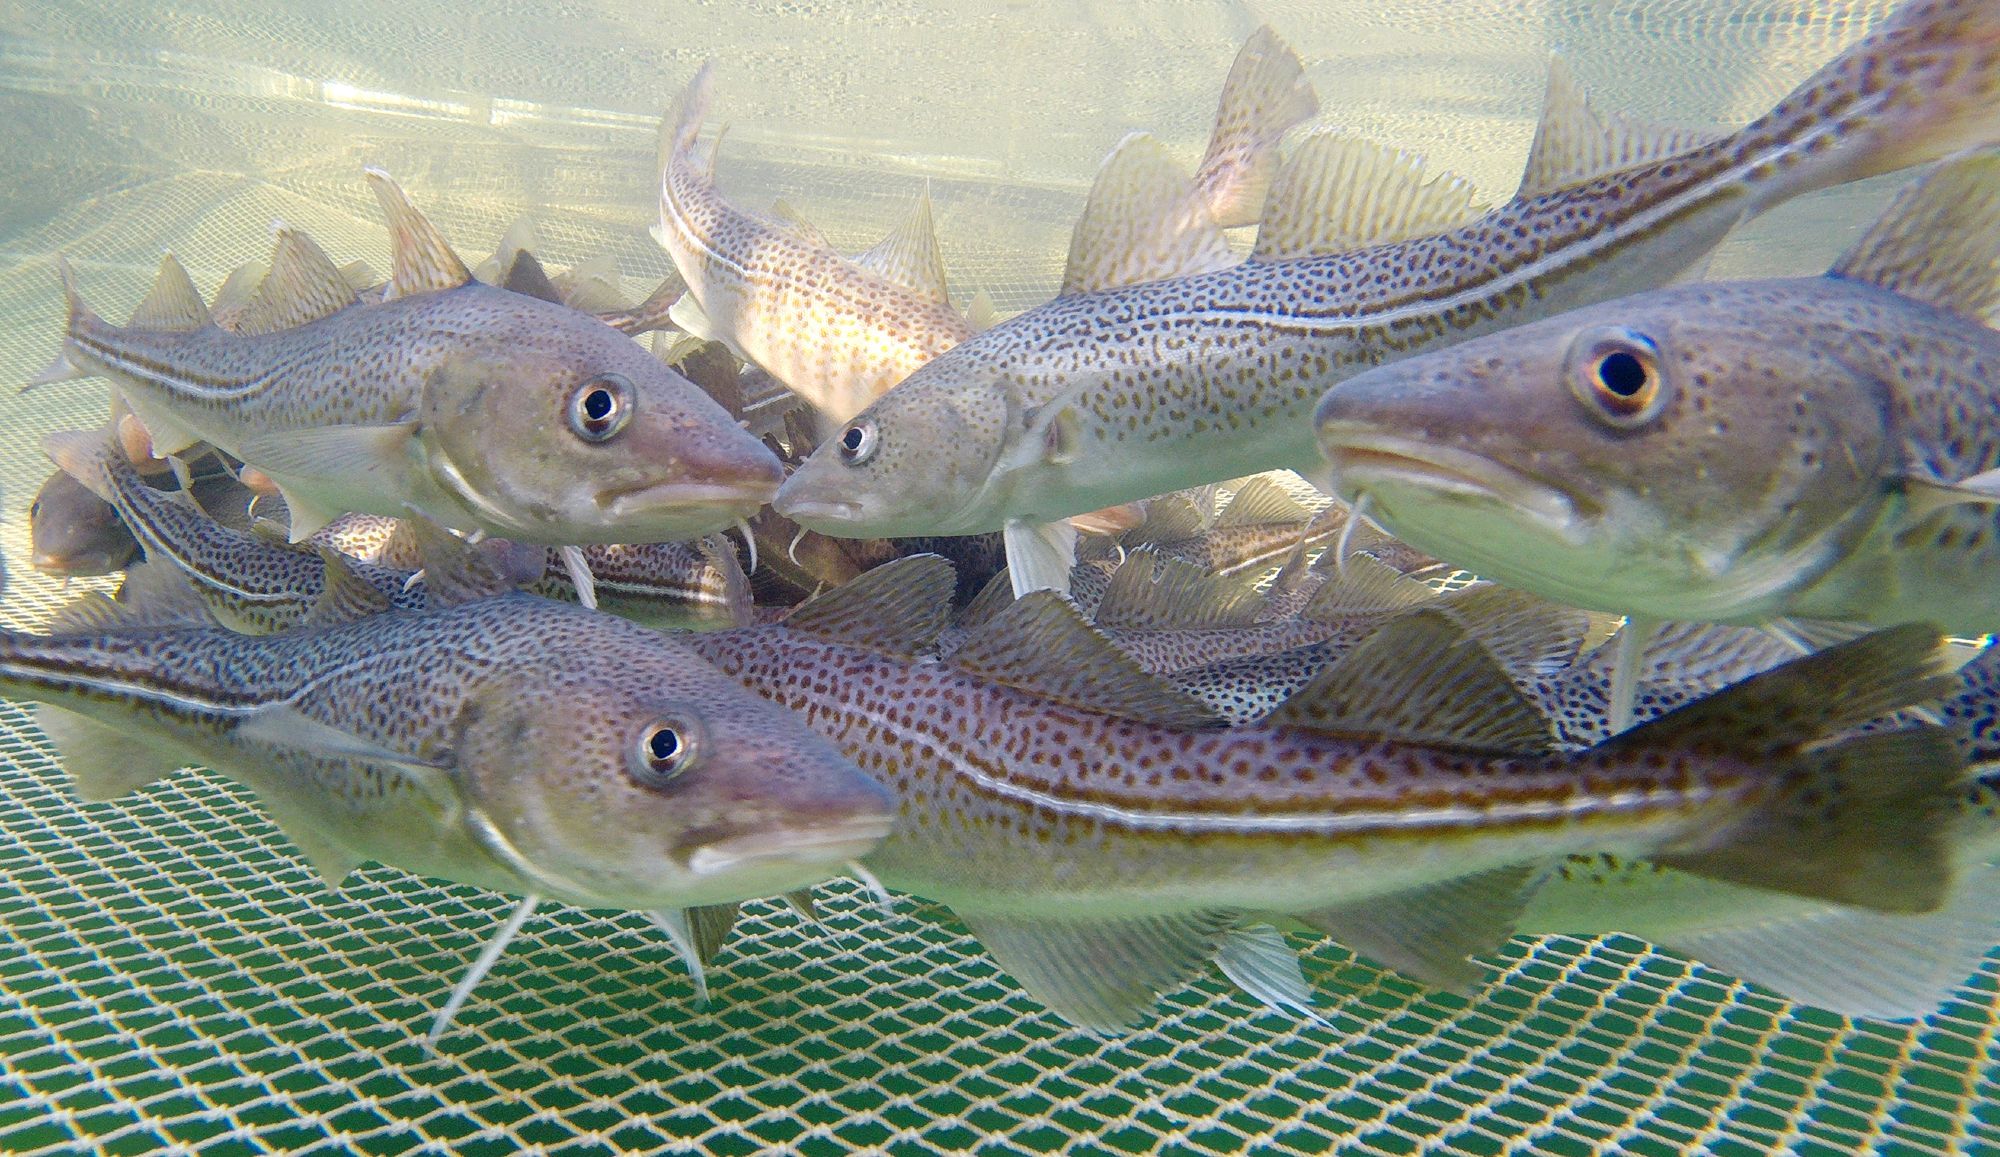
[0,1,1992,1152]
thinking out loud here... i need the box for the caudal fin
[1607,623,1964,913]
[661,62,718,175]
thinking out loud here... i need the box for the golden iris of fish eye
[628,716,702,787]
[839,420,879,465]
[1567,326,1669,429]
[567,373,635,443]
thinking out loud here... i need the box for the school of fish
[12,0,2000,1045]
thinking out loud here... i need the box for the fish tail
[1605,623,1965,914]
[26,257,100,391]
[1744,0,2000,203]
[660,61,718,177]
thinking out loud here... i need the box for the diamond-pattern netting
[1,1,1995,1153]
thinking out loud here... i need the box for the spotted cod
[34,171,783,561]
[654,27,1319,429]
[776,0,2000,595]
[684,556,1966,1030]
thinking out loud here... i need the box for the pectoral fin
[1002,519,1077,597]
[234,422,417,540]
[36,704,193,803]
[1904,468,2000,522]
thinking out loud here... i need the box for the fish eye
[28,501,40,519]
[567,373,634,443]
[1568,326,1668,428]
[629,717,702,787]
[838,420,878,465]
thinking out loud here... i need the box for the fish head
[451,658,896,909]
[29,468,137,576]
[1313,292,1893,620]
[418,298,783,545]
[773,348,1024,537]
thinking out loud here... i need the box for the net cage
[1,1,1993,1153]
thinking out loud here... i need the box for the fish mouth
[1318,427,1580,531]
[771,495,862,526]
[685,816,895,877]
[599,479,778,519]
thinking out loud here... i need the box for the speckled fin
[781,554,954,657]
[951,590,1218,727]
[48,559,214,634]
[1295,864,1540,993]
[1214,475,1311,527]
[852,184,950,305]
[1264,610,1552,752]
[1094,552,1267,631]
[128,254,212,332]
[1299,554,1438,622]
[1436,584,1595,682]
[364,168,472,300]
[499,249,564,304]
[1515,56,1718,200]
[234,228,357,336]
[1251,131,1481,262]
[1193,25,1318,229]
[1061,132,1235,296]
[957,908,1236,1031]
[36,705,192,803]
[301,547,393,626]
[1831,147,2000,326]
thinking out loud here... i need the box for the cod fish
[3,564,894,1039]
[777,0,2000,595]
[685,556,1964,1030]
[1316,146,2000,722]
[35,170,782,555]
[655,26,1317,428]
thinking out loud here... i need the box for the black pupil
[1597,351,1649,398]
[583,388,614,422]
[841,426,866,452]
[648,728,680,764]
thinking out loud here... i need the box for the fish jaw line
[1320,428,1581,538]
[598,479,776,523]
[685,816,895,878]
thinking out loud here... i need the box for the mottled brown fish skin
[779,0,2000,537]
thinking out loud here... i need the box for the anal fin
[1294,864,1540,993]
[957,908,1234,1032]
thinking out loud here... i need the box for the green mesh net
[3,1,1994,1153]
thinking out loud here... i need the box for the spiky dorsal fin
[1094,552,1267,632]
[1299,553,1438,622]
[768,198,831,248]
[128,254,212,332]
[1252,131,1482,262]
[951,590,1218,726]
[499,249,564,304]
[1830,147,2000,326]
[598,270,688,337]
[302,547,395,627]
[1265,610,1552,753]
[1193,25,1320,229]
[1062,133,1235,296]
[781,554,954,658]
[1516,56,1718,200]
[208,259,270,329]
[363,168,472,300]
[1215,475,1312,527]
[852,184,951,305]
[964,287,999,332]
[1123,490,1213,547]
[1436,584,1595,682]
[957,568,1016,631]
[234,227,358,336]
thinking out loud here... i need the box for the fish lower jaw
[1319,433,1580,536]
[684,817,895,879]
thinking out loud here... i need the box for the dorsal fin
[1830,147,2000,326]
[1062,133,1235,296]
[209,259,269,326]
[1192,25,1320,229]
[336,259,377,293]
[768,198,831,248]
[500,249,564,304]
[781,554,954,657]
[951,591,1219,726]
[957,568,1016,631]
[402,514,544,608]
[1263,610,1552,752]
[964,287,999,332]
[128,254,212,331]
[363,168,472,300]
[475,215,538,284]
[1215,475,1311,527]
[852,184,951,305]
[1516,56,1718,200]
[1124,491,1213,547]
[1252,131,1482,262]
[235,228,358,336]
[1436,584,1593,682]
[302,547,395,626]
[1094,552,1267,631]
[1299,554,1438,622]
[552,255,625,313]
[597,271,688,337]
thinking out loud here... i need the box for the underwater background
[2,1,1994,1152]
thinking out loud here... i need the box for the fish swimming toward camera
[685,555,1965,1030]
[776,0,2000,595]
[2,563,893,1041]
[656,27,1317,429]
[1315,147,2000,732]
[33,170,782,562]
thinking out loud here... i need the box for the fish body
[42,173,781,546]
[776,0,2000,592]
[4,582,894,910]
[30,468,137,576]
[684,557,1963,1027]
[1316,149,2000,636]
